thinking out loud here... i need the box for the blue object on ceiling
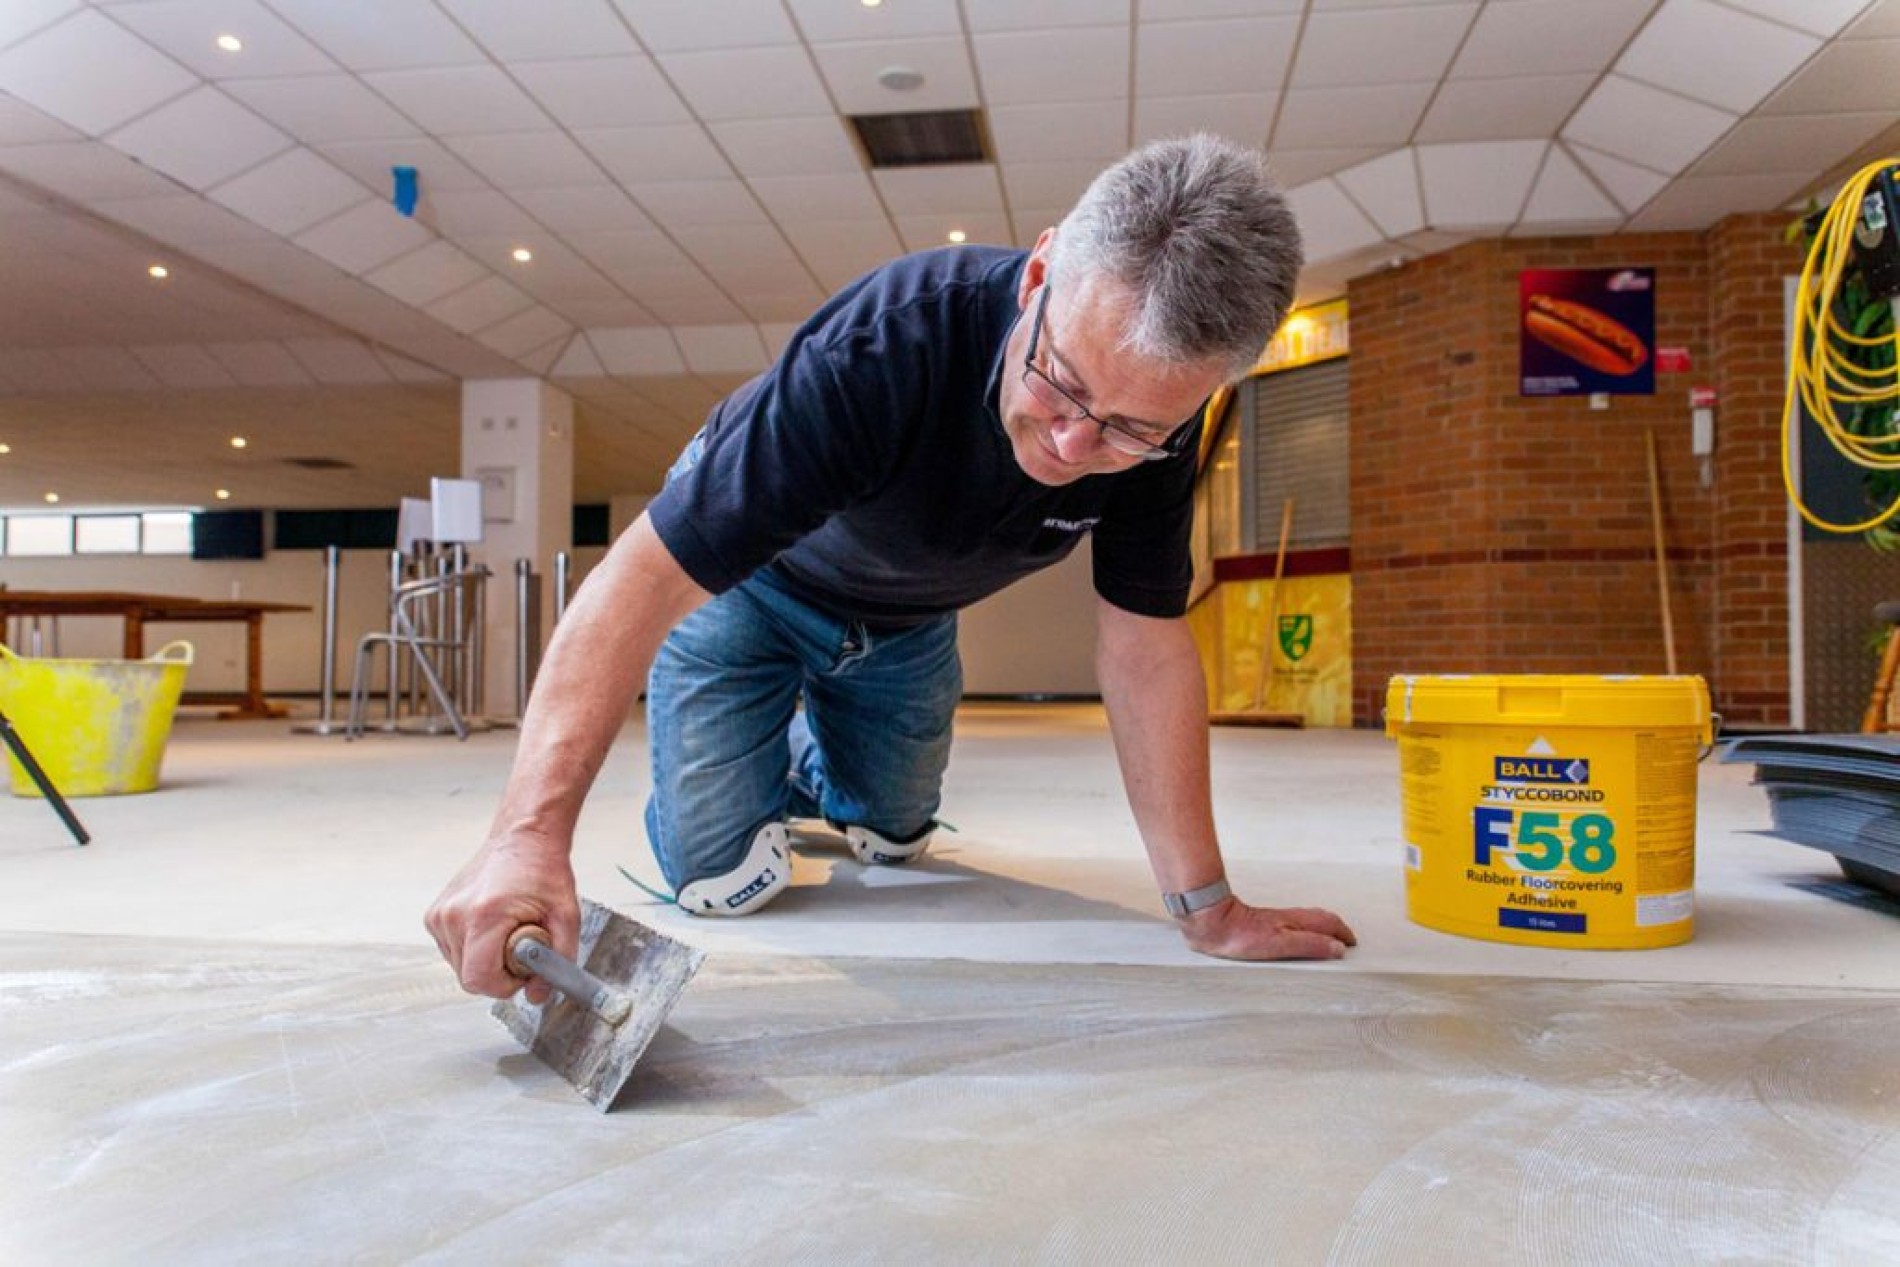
[392,165,419,217]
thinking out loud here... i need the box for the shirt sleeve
[1088,423,1201,618]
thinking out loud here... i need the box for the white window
[76,514,141,554]
[6,515,72,556]
[141,512,192,555]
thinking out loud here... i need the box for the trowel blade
[492,897,703,1112]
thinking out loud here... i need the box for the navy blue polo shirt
[646,245,1202,628]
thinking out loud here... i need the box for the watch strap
[1162,876,1232,919]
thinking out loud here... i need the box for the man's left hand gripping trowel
[492,897,704,1112]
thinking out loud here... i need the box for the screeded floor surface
[2,705,1898,1263]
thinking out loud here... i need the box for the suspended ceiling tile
[1143,0,1303,16]
[1294,4,1477,88]
[255,0,485,71]
[1450,0,1653,79]
[1518,144,1623,226]
[1134,16,1300,97]
[999,160,1103,211]
[730,287,827,323]
[0,2,80,54]
[1417,139,1546,230]
[1758,39,1900,115]
[963,0,1130,31]
[1724,0,1875,37]
[0,348,69,391]
[362,66,551,137]
[0,94,82,145]
[1010,206,1066,247]
[781,218,906,290]
[293,197,434,275]
[576,123,733,186]
[566,226,692,273]
[627,178,769,229]
[1273,82,1435,150]
[786,0,961,42]
[1695,112,1894,176]
[750,171,884,221]
[812,37,979,115]
[475,303,573,359]
[1266,146,1384,186]
[1131,93,1272,149]
[210,147,367,234]
[673,324,769,374]
[108,85,290,190]
[613,0,799,51]
[105,0,337,79]
[439,0,639,61]
[423,188,542,241]
[480,239,622,303]
[318,137,489,195]
[511,183,654,234]
[283,336,391,384]
[973,28,1129,106]
[53,345,160,391]
[1568,142,1671,214]
[372,347,452,383]
[1617,0,1821,115]
[1562,75,1736,175]
[93,192,273,245]
[710,116,862,180]
[1335,149,1423,237]
[657,47,831,121]
[428,274,534,334]
[872,164,1003,216]
[988,101,1129,165]
[756,321,800,360]
[223,74,419,145]
[549,298,654,328]
[1416,74,1595,144]
[0,139,179,200]
[128,342,239,389]
[1848,0,1900,36]
[204,339,315,386]
[0,11,198,136]
[671,222,803,271]
[895,212,1013,253]
[366,239,491,306]
[1624,169,1810,231]
[588,325,687,375]
[551,334,605,377]
[622,271,747,325]
[512,56,691,129]
[1284,178,1384,262]
[446,131,604,189]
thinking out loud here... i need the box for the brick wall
[1347,213,1790,727]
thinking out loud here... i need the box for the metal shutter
[1244,358,1350,552]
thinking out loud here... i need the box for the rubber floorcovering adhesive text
[1385,675,1712,949]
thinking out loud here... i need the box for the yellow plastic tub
[0,641,194,798]
[1385,674,1712,949]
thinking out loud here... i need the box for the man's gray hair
[1049,134,1303,380]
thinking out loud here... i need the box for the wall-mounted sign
[1519,268,1655,397]
[1253,298,1349,375]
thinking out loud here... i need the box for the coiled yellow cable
[1782,158,1900,533]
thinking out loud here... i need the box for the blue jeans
[643,569,961,890]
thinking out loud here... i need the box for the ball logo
[1494,756,1589,785]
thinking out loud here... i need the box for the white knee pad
[845,823,933,866]
[677,822,792,916]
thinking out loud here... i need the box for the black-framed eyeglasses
[1021,283,1197,461]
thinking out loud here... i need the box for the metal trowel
[492,897,704,1112]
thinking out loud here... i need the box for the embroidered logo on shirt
[1042,516,1100,532]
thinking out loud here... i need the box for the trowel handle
[505,926,632,1027]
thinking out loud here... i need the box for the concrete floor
[3,703,1897,1264]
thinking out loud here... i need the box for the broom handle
[1645,429,1679,675]
[506,926,631,1026]
[1253,498,1296,711]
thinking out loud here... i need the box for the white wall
[1,535,1101,699]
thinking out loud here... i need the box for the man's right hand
[424,832,580,1004]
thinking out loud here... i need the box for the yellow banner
[1188,573,1352,727]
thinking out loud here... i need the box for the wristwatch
[1161,877,1232,919]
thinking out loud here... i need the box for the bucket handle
[147,640,195,666]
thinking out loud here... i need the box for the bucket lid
[1385,674,1712,740]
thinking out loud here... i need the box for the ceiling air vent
[849,110,988,169]
[282,456,356,471]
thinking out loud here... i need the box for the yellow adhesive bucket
[0,641,194,798]
[1385,674,1712,949]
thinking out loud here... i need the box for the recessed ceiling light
[215,33,242,53]
[511,247,533,263]
[230,436,248,449]
[862,0,882,7]
[0,443,10,455]
[215,489,232,501]
[877,66,924,92]
[43,492,58,504]
[947,229,967,244]
[148,264,169,280]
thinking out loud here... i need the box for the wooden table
[0,590,310,719]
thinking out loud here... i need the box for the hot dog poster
[1519,267,1655,397]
